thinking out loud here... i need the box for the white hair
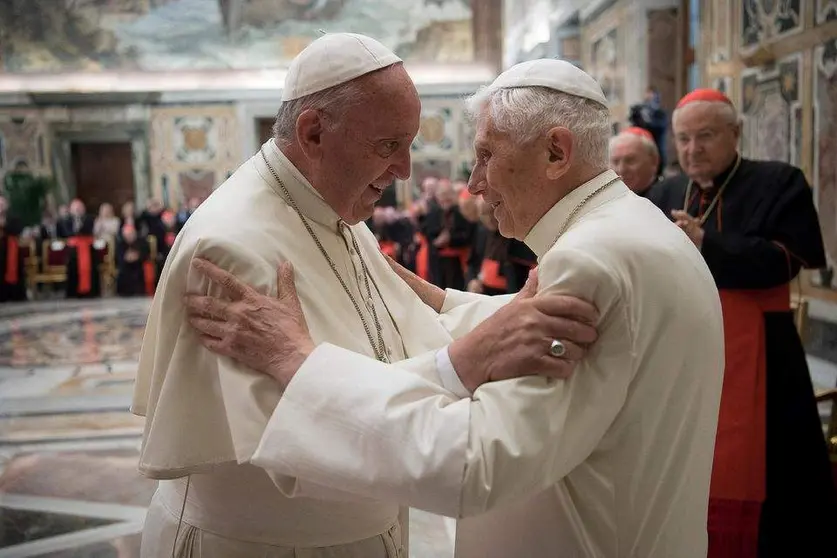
[671,100,739,130]
[273,63,403,147]
[464,86,612,167]
[609,132,659,158]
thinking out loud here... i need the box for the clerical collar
[257,139,341,232]
[524,169,624,259]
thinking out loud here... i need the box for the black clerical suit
[649,157,837,557]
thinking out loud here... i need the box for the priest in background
[648,88,837,558]
[133,34,598,558]
[115,224,152,297]
[0,195,27,303]
[185,59,726,558]
[609,126,661,196]
[64,199,101,299]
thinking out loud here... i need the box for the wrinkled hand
[183,258,314,387]
[384,254,446,312]
[671,210,704,248]
[449,277,598,393]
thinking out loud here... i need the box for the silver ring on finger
[549,339,566,358]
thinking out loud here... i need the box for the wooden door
[71,142,135,213]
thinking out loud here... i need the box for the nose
[390,149,412,181]
[468,163,486,195]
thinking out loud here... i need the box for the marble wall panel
[812,34,837,288]
[740,0,803,53]
[740,54,802,164]
[0,110,50,181]
[149,105,238,208]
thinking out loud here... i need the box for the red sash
[480,258,507,291]
[379,240,397,259]
[438,246,470,272]
[416,234,429,280]
[67,236,94,294]
[143,260,157,296]
[165,232,176,248]
[4,236,19,284]
[708,283,790,558]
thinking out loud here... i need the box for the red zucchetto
[676,88,733,109]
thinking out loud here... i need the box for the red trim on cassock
[438,246,470,272]
[4,236,19,284]
[67,236,94,294]
[143,260,157,296]
[416,234,429,280]
[480,258,507,291]
[709,283,790,557]
[165,232,176,248]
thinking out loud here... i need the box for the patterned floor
[0,298,452,557]
[1,299,835,557]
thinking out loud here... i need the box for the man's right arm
[251,247,630,517]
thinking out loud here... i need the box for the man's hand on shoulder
[183,258,315,387]
[449,272,598,393]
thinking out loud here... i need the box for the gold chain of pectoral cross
[260,147,392,363]
[548,176,621,250]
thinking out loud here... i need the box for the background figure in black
[420,179,474,290]
[176,197,202,233]
[465,196,510,295]
[116,225,150,297]
[65,207,101,299]
[505,239,537,293]
[628,86,668,176]
[0,195,27,302]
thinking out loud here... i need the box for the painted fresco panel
[0,0,474,73]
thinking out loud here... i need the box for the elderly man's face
[610,135,658,194]
[69,200,85,216]
[674,103,740,185]
[310,66,420,225]
[468,110,544,239]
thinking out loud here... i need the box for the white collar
[256,139,341,233]
[524,169,624,259]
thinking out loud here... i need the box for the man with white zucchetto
[133,33,601,557]
[182,51,726,557]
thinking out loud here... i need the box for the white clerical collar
[257,139,341,232]
[524,169,623,259]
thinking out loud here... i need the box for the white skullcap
[282,33,402,102]
[489,59,608,107]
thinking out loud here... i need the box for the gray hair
[671,100,739,129]
[273,62,404,147]
[464,86,612,167]
[272,80,366,147]
[609,132,659,158]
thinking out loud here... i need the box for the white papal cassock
[132,139,505,557]
[248,170,727,557]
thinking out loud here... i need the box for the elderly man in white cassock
[132,34,600,558]
[185,59,727,557]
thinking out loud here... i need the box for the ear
[295,109,326,160]
[545,127,573,180]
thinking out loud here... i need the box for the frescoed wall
[0,0,476,74]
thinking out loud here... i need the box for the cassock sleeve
[250,247,634,518]
[437,288,513,340]
[700,167,826,289]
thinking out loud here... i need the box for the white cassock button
[366,296,374,308]
[349,247,356,255]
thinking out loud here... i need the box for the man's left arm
[700,167,826,289]
[251,248,631,518]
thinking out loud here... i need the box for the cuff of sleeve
[441,288,487,312]
[435,346,471,399]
